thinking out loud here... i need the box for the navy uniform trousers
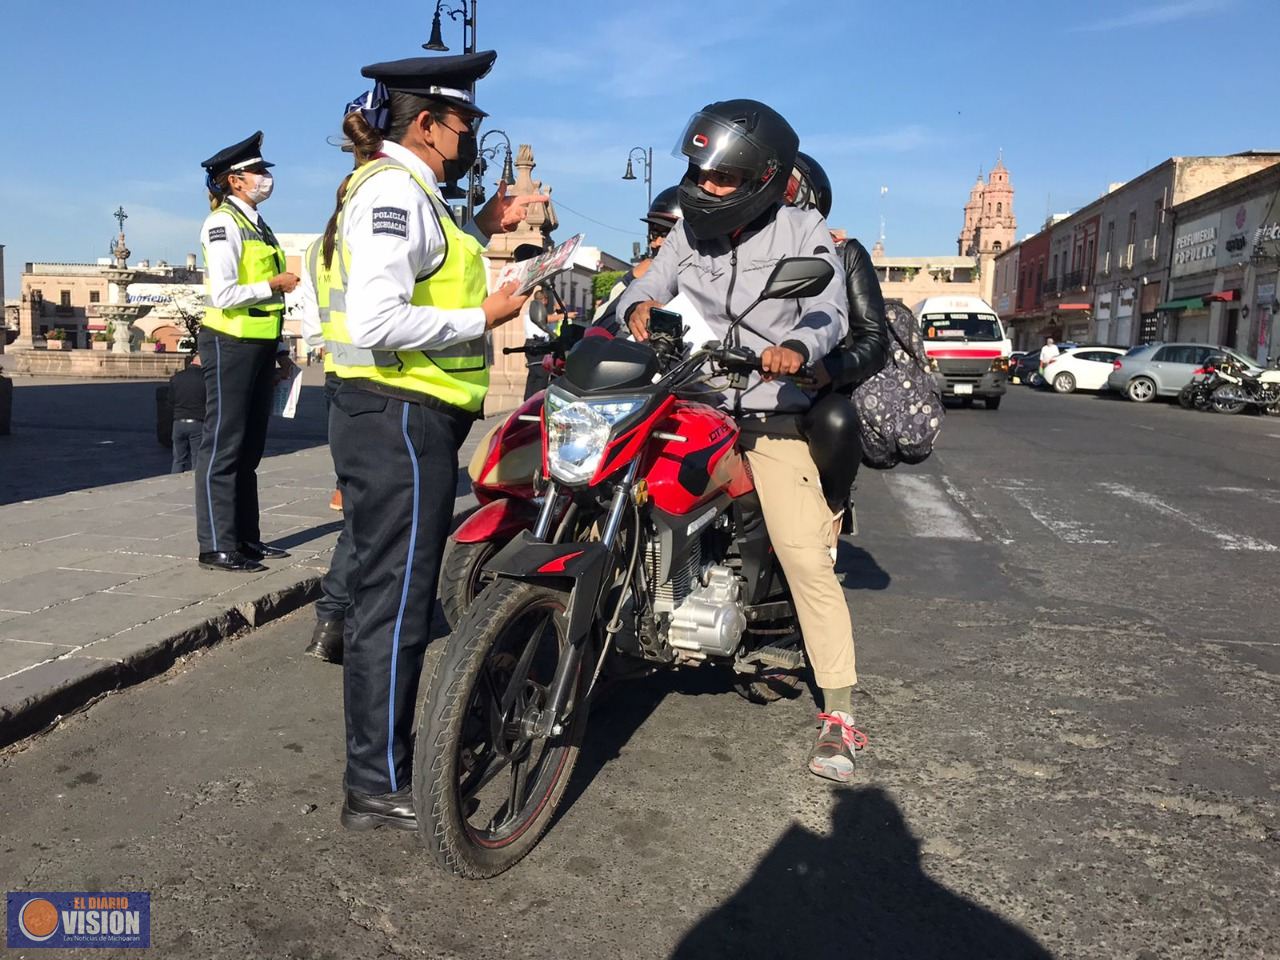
[194,328,278,553]
[316,373,354,624]
[329,382,473,795]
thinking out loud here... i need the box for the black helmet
[642,185,683,231]
[674,99,799,240]
[786,151,833,218]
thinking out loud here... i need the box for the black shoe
[198,551,268,573]
[305,619,344,664]
[340,788,417,832]
[238,540,290,560]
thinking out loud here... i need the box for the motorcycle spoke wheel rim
[457,597,576,849]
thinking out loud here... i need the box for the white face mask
[241,173,274,203]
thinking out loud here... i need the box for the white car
[1042,346,1127,394]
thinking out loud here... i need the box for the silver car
[1106,342,1261,402]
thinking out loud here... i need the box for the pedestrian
[617,98,864,783]
[195,131,300,573]
[593,186,682,335]
[168,353,205,474]
[297,233,349,663]
[1039,337,1060,372]
[322,51,547,831]
[522,286,557,399]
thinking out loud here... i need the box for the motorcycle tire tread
[438,538,499,631]
[413,578,586,879]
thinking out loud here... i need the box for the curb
[0,575,322,750]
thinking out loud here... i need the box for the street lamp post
[423,1,480,222]
[621,146,653,211]
[472,129,515,208]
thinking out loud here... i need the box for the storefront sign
[1117,285,1136,318]
[1258,282,1277,304]
[1173,224,1218,268]
[1095,291,1113,320]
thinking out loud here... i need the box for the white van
[912,295,1012,410]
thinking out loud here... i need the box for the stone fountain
[96,210,152,352]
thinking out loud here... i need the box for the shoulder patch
[207,225,227,242]
[371,206,410,239]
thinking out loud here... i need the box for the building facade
[958,157,1016,258]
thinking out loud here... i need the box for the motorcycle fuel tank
[646,401,754,516]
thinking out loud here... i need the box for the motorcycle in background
[1208,354,1280,415]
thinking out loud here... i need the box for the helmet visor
[673,111,774,180]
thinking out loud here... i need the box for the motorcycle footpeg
[740,644,805,671]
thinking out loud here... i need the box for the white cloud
[1071,0,1233,32]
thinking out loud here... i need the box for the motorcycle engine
[666,566,747,658]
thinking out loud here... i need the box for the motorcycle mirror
[761,257,836,301]
[528,299,550,333]
[513,243,543,263]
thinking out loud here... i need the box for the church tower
[958,173,985,256]
[976,154,1015,255]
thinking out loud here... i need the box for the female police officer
[196,132,299,572]
[324,52,546,830]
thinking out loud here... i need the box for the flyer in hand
[494,234,585,295]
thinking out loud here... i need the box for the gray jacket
[614,205,848,415]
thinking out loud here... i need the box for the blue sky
[3,0,1278,295]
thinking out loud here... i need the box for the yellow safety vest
[327,157,489,413]
[306,237,339,375]
[202,202,287,340]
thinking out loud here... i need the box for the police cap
[360,50,497,117]
[201,131,274,178]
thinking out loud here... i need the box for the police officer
[297,237,349,663]
[196,132,298,572]
[323,52,547,830]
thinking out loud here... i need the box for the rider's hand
[627,300,662,341]
[760,346,806,380]
[483,281,530,330]
[269,272,300,294]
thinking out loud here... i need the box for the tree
[593,270,626,303]
[155,284,205,344]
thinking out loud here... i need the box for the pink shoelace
[816,712,868,750]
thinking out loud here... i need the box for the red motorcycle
[443,323,599,628]
[412,257,833,877]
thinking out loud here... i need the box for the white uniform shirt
[201,196,276,309]
[297,246,323,349]
[341,140,491,353]
[1040,343,1060,365]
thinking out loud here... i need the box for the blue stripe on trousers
[203,336,224,552]
[387,401,421,792]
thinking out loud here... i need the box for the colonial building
[957,156,1016,304]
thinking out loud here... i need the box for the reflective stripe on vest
[327,157,490,412]
[308,238,378,373]
[202,202,287,340]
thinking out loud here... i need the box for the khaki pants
[744,435,857,689]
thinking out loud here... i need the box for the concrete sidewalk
[0,425,491,747]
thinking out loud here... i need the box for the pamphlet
[494,234,585,295]
[271,365,303,419]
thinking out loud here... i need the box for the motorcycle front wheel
[1178,385,1196,409]
[413,579,589,878]
[439,538,503,630]
[1210,386,1247,415]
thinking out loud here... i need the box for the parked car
[1010,352,1040,384]
[1106,342,1261,402]
[1042,346,1127,394]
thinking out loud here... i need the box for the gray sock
[822,685,854,717]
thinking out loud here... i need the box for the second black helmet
[786,151,833,219]
[674,99,799,240]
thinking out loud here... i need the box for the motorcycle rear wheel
[1210,386,1247,415]
[414,579,589,878]
[1177,385,1196,409]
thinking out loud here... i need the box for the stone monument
[484,144,557,411]
[96,206,152,352]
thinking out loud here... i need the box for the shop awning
[1203,290,1239,303]
[1056,303,1091,311]
[1155,297,1204,311]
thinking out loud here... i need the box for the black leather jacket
[820,238,889,391]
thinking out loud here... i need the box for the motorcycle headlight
[543,388,648,484]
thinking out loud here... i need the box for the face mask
[242,173,274,203]
[442,130,478,184]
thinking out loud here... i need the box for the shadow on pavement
[671,786,1053,960]
[836,540,891,590]
[0,379,329,505]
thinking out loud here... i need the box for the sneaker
[329,489,343,512]
[808,711,867,783]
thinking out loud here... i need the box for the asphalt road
[3,386,1279,959]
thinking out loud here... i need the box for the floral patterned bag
[852,299,943,468]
